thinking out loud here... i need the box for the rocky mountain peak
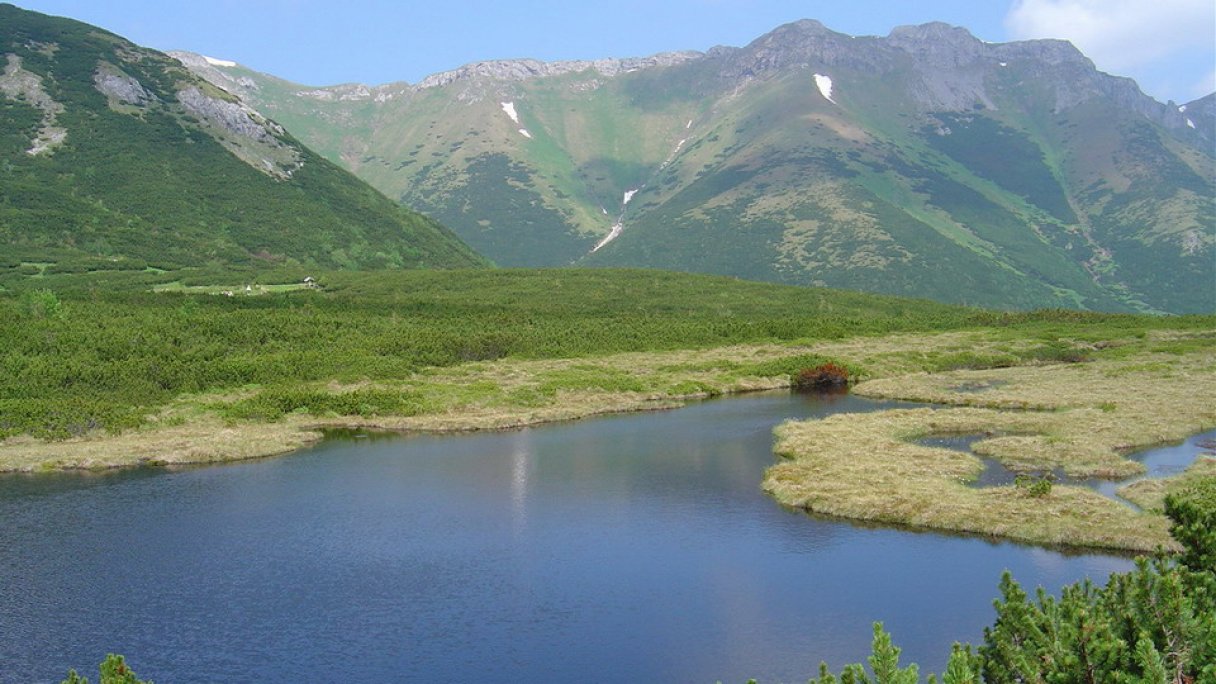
[721,18,871,78]
[779,19,833,36]
[1180,92,1215,140]
[886,22,988,68]
[744,18,849,50]
[413,52,703,90]
[990,37,1089,68]
[888,22,981,47]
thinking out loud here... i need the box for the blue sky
[13,0,1215,104]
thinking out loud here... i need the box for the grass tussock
[765,344,1216,552]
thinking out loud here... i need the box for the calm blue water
[920,430,1216,503]
[0,393,1132,683]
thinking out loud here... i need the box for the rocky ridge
[175,18,1214,312]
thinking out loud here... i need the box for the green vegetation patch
[2,269,1212,481]
[924,113,1077,224]
[219,387,434,422]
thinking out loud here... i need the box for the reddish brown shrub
[791,362,850,392]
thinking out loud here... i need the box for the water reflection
[511,428,532,535]
[0,392,1134,683]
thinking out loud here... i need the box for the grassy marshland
[766,332,1216,552]
[1,268,1213,553]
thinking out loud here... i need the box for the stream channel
[3,391,1204,682]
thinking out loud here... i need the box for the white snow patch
[518,128,532,138]
[686,119,692,129]
[1187,118,1196,129]
[1179,105,1187,112]
[601,207,609,215]
[813,73,835,104]
[999,62,1008,67]
[592,222,623,252]
[661,138,688,168]
[622,189,637,205]
[203,56,237,67]
[501,101,520,124]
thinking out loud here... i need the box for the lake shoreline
[4,329,1213,553]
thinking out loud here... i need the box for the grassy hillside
[0,4,484,272]
[183,22,1214,313]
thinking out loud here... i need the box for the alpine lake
[7,390,1205,683]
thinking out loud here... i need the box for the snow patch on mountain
[203,56,237,67]
[518,128,532,138]
[813,73,835,103]
[501,101,520,124]
[1187,118,1196,129]
[623,189,637,205]
[592,222,623,252]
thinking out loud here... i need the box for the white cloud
[1005,0,1214,72]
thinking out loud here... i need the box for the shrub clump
[791,363,850,392]
[1014,472,1054,497]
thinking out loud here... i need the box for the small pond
[0,393,1138,682]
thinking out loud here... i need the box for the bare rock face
[0,53,66,155]
[177,86,280,142]
[1181,93,1215,141]
[176,85,302,178]
[167,51,262,101]
[414,51,704,90]
[93,66,155,105]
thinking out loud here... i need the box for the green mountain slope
[0,4,485,272]
[178,21,1214,312]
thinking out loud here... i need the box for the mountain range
[0,3,484,273]
[174,20,1214,312]
[0,4,1210,313]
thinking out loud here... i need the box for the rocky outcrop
[177,86,282,142]
[414,52,703,90]
[168,51,263,100]
[0,53,65,155]
[1181,93,1215,141]
[296,82,409,103]
[93,64,155,105]
[176,85,302,178]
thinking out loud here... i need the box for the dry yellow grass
[0,416,324,471]
[765,345,1216,552]
[0,344,807,472]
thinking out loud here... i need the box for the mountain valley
[175,20,1214,312]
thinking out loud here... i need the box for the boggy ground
[3,326,1213,553]
[0,326,1117,471]
[0,344,814,471]
[766,330,1216,552]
